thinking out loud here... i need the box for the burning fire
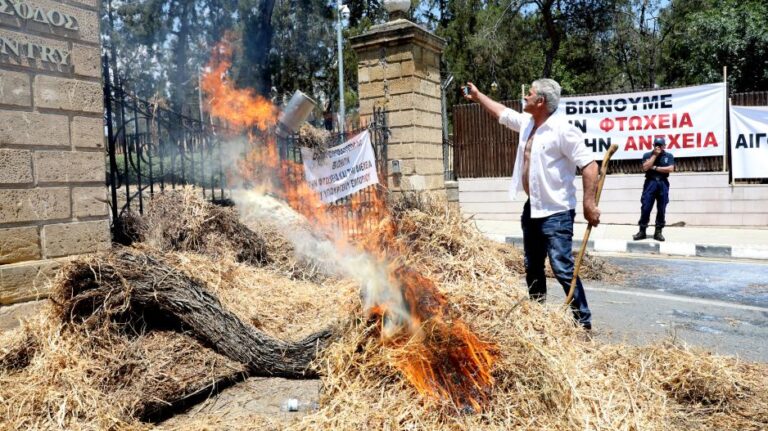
[202,40,498,411]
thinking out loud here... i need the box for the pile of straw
[0,190,765,430]
[124,191,269,266]
[297,124,333,151]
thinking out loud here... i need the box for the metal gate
[103,56,229,226]
[103,54,389,239]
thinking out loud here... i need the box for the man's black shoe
[632,229,646,241]
[654,228,665,242]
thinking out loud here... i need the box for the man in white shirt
[463,79,600,330]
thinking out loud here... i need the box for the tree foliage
[661,0,768,92]
[102,0,767,122]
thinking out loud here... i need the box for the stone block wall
[351,19,447,194]
[0,0,109,305]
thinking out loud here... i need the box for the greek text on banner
[301,130,379,203]
[555,83,726,160]
[729,105,768,180]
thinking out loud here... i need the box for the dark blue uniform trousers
[638,178,669,229]
[521,200,592,328]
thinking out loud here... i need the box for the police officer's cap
[653,137,666,146]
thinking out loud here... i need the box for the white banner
[730,105,768,179]
[301,130,379,203]
[555,83,727,160]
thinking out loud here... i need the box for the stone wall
[351,19,446,195]
[0,0,109,305]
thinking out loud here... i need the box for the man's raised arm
[463,82,509,119]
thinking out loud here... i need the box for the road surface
[547,253,768,362]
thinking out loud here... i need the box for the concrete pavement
[474,220,768,260]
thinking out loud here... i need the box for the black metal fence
[103,56,231,231]
[104,53,390,240]
[277,107,390,238]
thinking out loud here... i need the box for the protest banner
[555,83,726,160]
[730,105,768,179]
[301,130,379,203]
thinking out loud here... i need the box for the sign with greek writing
[301,130,379,203]
[556,83,726,160]
[729,105,768,179]
[0,0,79,29]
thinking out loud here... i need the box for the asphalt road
[546,254,768,362]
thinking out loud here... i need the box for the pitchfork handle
[565,144,618,306]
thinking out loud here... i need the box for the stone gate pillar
[0,0,109,306]
[351,18,446,195]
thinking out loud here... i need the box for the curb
[504,236,768,261]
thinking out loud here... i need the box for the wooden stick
[565,144,618,305]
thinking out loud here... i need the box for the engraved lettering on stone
[0,36,19,56]
[32,7,49,24]
[64,14,78,30]
[0,36,71,65]
[0,0,12,15]
[11,1,33,20]
[42,45,55,62]
[47,10,64,27]
[1,1,80,31]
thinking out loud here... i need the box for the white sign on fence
[730,105,768,179]
[555,82,727,160]
[301,130,379,203]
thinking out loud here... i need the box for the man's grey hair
[531,78,561,114]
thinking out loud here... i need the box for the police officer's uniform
[634,138,674,241]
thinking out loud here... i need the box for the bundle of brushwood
[0,190,765,431]
[52,247,334,378]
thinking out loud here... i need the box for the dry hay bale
[0,305,242,430]
[388,194,621,283]
[2,190,767,431]
[389,194,524,286]
[570,251,624,282]
[49,246,333,378]
[0,331,37,372]
[113,209,147,245]
[164,251,355,341]
[0,243,344,429]
[647,342,748,406]
[138,189,269,265]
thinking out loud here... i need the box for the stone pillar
[351,19,446,195]
[0,0,109,306]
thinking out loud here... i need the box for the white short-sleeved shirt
[499,108,594,219]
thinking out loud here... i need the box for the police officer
[633,137,675,241]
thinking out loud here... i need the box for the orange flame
[371,266,498,411]
[202,39,498,412]
[201,40,277,131]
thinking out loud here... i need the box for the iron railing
[104,53,390,240]
[278,107,390,237]
[103,56,231,232]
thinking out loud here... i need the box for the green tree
[105,0,239,114]
[660,0,768,92]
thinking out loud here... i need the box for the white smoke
[230,188,411,334]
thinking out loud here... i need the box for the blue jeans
[638,178,669,228]
[521,201,592,328]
